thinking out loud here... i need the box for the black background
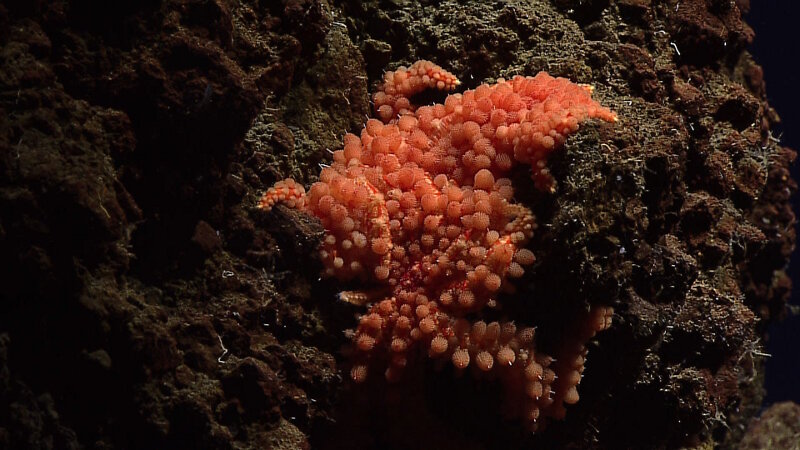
[747,2,800,406]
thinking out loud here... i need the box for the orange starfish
[260,60,616,429]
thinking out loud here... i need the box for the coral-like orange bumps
[259,60,616,429]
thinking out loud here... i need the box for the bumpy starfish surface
[260,60,616,429]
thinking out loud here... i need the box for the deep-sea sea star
[260,60,616,429]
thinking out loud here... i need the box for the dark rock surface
[740,401,800,450]
[0,0,795,448]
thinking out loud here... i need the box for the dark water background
[747,2,800,406]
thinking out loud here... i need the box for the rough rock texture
[0,0,794,449]
[740,401,800,450]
